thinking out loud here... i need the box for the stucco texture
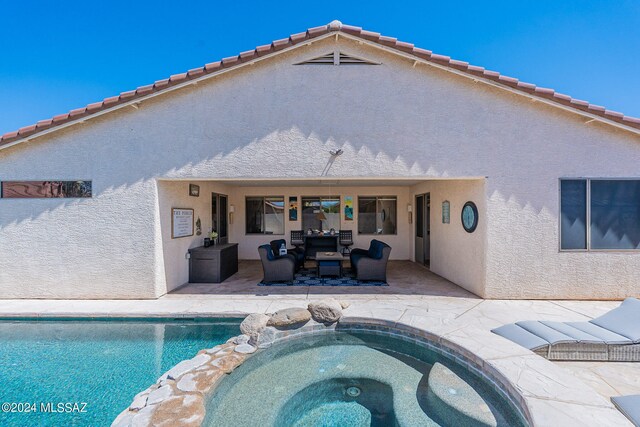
[1,35,639,299]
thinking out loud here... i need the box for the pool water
[0,318,239,426]
[205,329,528,427]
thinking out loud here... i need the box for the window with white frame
[560,179,640,250]
[358,196,397,235]
[245,196,284,235]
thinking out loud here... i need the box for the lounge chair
[491,297,640,361]
[258,244,296,283]
[611,395,640,427]
[350,239,391,282]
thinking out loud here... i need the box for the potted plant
[209,230,219,245]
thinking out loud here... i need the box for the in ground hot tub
[203,325,528,426]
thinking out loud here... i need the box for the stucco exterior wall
[1,34,639,298]
[411,180,486,297]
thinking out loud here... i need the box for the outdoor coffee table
[316,252,344,278]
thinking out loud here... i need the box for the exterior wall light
[229,204,235,224]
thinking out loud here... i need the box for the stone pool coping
[112,306,631,426]
[113,315,532,427]
[0,296,632,426]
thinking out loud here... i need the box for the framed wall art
[172,208,194,238]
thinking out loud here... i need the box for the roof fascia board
[337,33,640,136]
[0,33,336,151]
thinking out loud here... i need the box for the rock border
[113,299,532,427]
[112,299,348,427]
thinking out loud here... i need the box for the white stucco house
[1,21,639,300]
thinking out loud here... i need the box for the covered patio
[158,177,486,297]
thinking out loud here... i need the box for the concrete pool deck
[0,262,637,426]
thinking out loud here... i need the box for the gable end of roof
[2,19,639,150]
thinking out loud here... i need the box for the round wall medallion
[461,202,478,233]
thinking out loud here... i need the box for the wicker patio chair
[491,298,640,361]
[258,244,296,284]
[349,239,391,282]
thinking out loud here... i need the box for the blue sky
[1,1,638,134]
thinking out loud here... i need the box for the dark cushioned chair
[349,239,391,281]
[270,239,304,271]
[258,244,295,283]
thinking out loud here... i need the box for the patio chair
[270,239,304,271]
[290,230,305,250]
[491,297,640,361]
[258,244,296,283]
[611,395,640,427]
[349,239,391,282]
[339,230,353,255]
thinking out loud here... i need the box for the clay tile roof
[307,25,329,37]
[119,90,137,99]
[187,67,205,77]
[2,130,19,139]
[238,50,256,60]
[154,79,170,89]
[289,32,307,43]
[255,45,272,56]
[169,73,187,83]
[221,56,239,66]
[52,113,70,123]
[36,118,53,126]
[2,20,638,148]
[412,47,432,59]
[135,85,154,95]
[18,124,37,134]
[271,38,291,50]
[204,61,221,72]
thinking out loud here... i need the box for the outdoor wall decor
[0,180,92,198]
[289,196,298,221]
[461,201,478,233]
[189,184,200,197]
[442,200,450,224]
[344,196,354,221]
[172,208,194,238]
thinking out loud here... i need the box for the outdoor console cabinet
[188,243,238,283]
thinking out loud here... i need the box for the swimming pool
[0,318,240,426]
[204,326,528,426]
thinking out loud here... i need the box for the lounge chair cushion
[611,395,640,427]
[516,321,578,345]
[491,324,549,350]
[565,322,631,345]
[590,298,640,342]
[540,321,606,343]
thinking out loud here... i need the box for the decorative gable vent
[295,51,380,66]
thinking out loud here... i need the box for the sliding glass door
[212,193,228,243]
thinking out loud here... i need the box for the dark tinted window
[560,180,587,250]
[590,180,640,249]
